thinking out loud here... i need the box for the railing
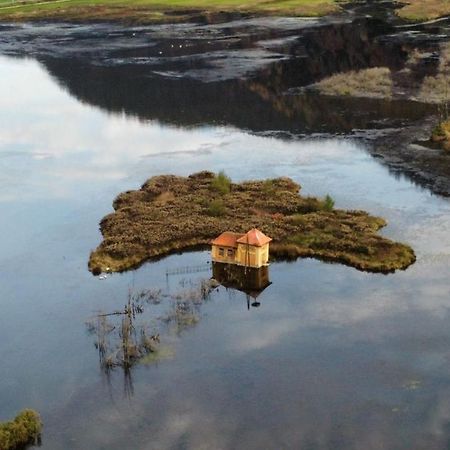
[165,263,211,277]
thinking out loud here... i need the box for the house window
[227,248,234,257]
[219,248,224,256]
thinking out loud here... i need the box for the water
[2,53,450,449]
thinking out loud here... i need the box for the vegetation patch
[396,0,450,21]
[417,43,450,104]
[313,67,393,99]
[0,409,42,450]
[431,119,450,151]
[0,0,342,23]
[89,171,415,274]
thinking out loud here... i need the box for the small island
[89,171,415,274]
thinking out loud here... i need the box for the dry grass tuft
[314,67,393,99]
[88,171,415,274]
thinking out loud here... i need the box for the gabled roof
[236,228,272,247]
[211,231,244,248]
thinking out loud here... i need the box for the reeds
[86,279,218,371]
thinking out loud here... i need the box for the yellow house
[211,228,272,268]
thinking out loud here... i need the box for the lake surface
[2,50,450,450]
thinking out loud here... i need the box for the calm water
[2,54,450,449]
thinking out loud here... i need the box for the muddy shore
[366,117,450,197]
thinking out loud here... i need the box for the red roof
[211,231,244,248]
[236,229,272,247]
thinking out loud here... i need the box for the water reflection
[38,54,433,135]
[212,262,271,309]
[87,264,273,396]
[0,17,438,134]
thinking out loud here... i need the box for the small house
[211,228,272,268]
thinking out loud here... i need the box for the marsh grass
[314,67,393,99]
[0,410,42,450]
[397,0,450,21]
[89,171,415,274]
[431,119,450,151]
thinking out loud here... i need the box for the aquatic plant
[86,279,218,371]
[0,409,42,450]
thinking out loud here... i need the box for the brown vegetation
[0,409,42,450]
[417,43,450,104]
[431,120,450,151]
[397,0,450,21]
[89,171,415,274]
[313,67,393,99]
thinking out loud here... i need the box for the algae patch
[89,171,415,274]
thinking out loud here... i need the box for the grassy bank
[0,409,42,450]
[0,0,341,23]
[0,0,448,25]
[89,171,415,274]
[397,0,450,21]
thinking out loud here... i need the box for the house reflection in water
[212,262,271,309]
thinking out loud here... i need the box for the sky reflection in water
[1,55,450,449]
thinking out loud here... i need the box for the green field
[0,0,342,22]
